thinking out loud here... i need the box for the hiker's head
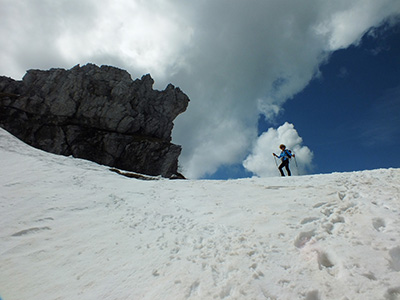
[279,144,286,150]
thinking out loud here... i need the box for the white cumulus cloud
[243,123,313,177]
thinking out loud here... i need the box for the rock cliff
[0,64,189,178]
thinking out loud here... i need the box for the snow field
[1,128,400,300]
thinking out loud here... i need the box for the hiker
[273,144,295,176]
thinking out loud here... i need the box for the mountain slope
[1,128,399,300]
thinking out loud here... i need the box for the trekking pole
[273,155,281,176]
[273,156,278,167]
[294,156,299,175]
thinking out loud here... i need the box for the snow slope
[1,128,400,300]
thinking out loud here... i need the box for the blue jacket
[278,149,292,161]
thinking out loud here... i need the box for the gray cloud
[1,0,400,178]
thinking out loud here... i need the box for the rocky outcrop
[0,64,189,178]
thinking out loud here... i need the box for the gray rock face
[0,64,189,178]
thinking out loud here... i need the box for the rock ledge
[0,64,189,178]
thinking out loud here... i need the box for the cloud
[0,0,193,80]
[1,0,400,178]
[314,0,400,50]
[170,0,400,178]
[243,123,313,177]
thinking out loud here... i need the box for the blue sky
[208,22,400,179]
[1,1,400,179]
[276,22,400,174]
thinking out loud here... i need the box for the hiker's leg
[283,160,291,176]
[286,164,291,176]
[278,162,285,176]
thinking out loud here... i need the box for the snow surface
[1,127,400,300]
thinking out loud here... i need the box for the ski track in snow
[1,128,400,300]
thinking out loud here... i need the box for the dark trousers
[278,159,291,176]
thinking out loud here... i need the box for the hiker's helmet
[279,144,286,150]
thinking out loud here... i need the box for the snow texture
[1,128,400,300]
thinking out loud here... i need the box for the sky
[2,127,400,299]
[1,0,400,179]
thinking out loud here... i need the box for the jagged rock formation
[0,64,189,178]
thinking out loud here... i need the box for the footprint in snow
[372,218,386,232]
[11,226,51,236]
[384,287,400,300]
[300,217,319,225]
[313,202,327,208]
[186,280,200,297]
[338,192,346,201]
[317,251,334,270]
[294,230,316,248]
[305,290,320,300]
[389,246,400,272]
